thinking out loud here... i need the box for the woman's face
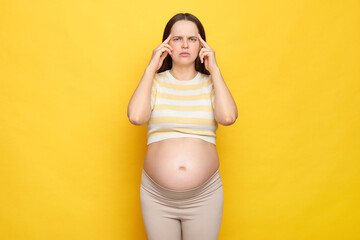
[169,20,201,66]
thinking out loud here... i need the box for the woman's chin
[173,58,196,66]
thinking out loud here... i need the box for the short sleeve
[150,75,159,111]
[210,78,215,111]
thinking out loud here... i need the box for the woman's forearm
[127,67,156,125]
[211,67,238,125]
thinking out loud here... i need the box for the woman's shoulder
[198,71,212,81]
[155,69,168,76]
[154,70,169,82]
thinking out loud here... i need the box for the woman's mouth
[180,52,190,56]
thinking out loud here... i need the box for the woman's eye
[190,38,197,41]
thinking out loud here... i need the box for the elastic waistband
[141,168,222,200]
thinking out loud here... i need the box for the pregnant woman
[127,13,238,240]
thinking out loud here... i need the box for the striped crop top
[147,69,218,145]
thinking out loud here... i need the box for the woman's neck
[169,64,197,81]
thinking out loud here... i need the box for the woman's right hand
[148,34,173,72]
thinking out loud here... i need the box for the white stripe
[156,98,212,106]
[147,123,218,131]
[157,76,209,85]
[151,110,214,119]
[158,84,212,95]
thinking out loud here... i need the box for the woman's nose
[182,40,188,48]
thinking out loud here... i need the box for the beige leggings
[140,168,224,240]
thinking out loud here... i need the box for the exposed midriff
[143,137,219,191]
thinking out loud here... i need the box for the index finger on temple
[198,33,206,41]
[164,34,172,43]
[197,33,206,46]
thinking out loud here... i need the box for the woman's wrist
[145,65,157,75]
[209,66,220,76]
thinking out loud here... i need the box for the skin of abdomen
[143,137,219,190]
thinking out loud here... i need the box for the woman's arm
[198,34,238,125]
[127,67,155,125]
[211,67,238,125]
[127,34,173,125]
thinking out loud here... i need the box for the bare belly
[143,137,219,190]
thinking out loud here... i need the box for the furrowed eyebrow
[173,36,198,38]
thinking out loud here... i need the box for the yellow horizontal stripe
[148,128,216,137]
[157,72,168,79]
[151,76,159,96]
[154,104,213,112]
[154,74,161,82]
[159,80,212,90]
[149,116,217,126]
[158,92,211,101]
[199,74,210,80]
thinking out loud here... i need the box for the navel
[178,166,186,171]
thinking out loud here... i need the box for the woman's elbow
[127,112,150,126]
[216,113,237,126]
[224,115,237,125]
[129,116,148,126]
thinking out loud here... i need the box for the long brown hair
[156,13,210,75]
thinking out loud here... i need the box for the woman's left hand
[198,33,218,74]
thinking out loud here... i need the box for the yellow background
[1,0,359,239]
